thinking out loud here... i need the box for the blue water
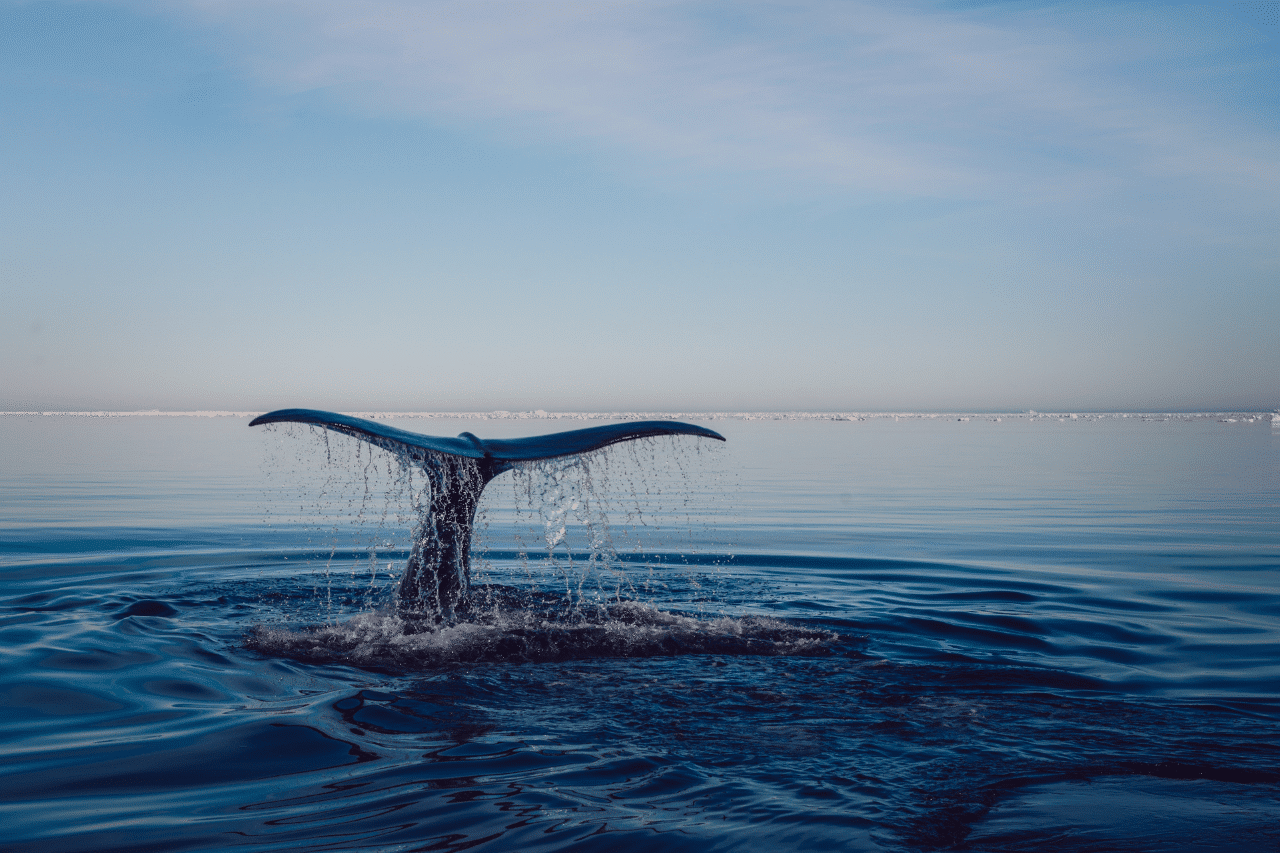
[2,413,1278,852]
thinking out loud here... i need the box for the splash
[247,599,839,666]
[249,418,799,665]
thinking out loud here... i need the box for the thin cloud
[150,0,1277,207]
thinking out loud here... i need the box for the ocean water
[2,412,1278,852]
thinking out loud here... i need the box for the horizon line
[2,410,1276,420]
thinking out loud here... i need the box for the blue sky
[2,0,1277,412]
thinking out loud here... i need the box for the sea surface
[2,412,1278,852]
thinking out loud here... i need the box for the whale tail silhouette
[250,409,725,619]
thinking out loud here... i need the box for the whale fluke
[249,408,725,463]
[251,409,725,619]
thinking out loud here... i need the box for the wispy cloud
[153,0,1278,210]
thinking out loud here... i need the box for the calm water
[2,413,1278,852]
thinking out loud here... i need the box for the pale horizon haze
[2,1,1278,413]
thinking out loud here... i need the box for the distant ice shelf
[2,410,1276,423]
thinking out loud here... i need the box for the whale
[250,409,725,619]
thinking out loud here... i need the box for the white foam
[248,599,840,666]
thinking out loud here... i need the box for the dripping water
[249,421,823,665]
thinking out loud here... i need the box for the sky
[1,0,1277,413]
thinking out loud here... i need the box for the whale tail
[251,409,725,619]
